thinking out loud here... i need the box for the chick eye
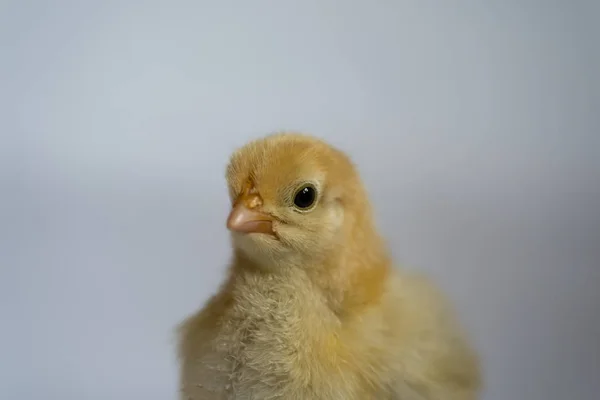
[293,185,317,210]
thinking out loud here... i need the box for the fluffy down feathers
[177,133,481,399]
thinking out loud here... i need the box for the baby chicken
[177,133,481,399]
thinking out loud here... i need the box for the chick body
[178,133,481,399]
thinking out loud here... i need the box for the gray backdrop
[1,1,598,399]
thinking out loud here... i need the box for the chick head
[225,132,368,268]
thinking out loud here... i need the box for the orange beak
[226,190,274,235]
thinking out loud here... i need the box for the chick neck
[230,204,391,317]
[314,204,392,315]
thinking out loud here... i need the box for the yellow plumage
[177,133,481,399]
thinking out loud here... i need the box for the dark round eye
[293,185,317,209]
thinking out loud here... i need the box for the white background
[1,1,599,399]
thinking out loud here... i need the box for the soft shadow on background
[1,1,599,399]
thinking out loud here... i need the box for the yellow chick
[177,133,481,399]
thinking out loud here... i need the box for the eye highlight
[293,184,317,210]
